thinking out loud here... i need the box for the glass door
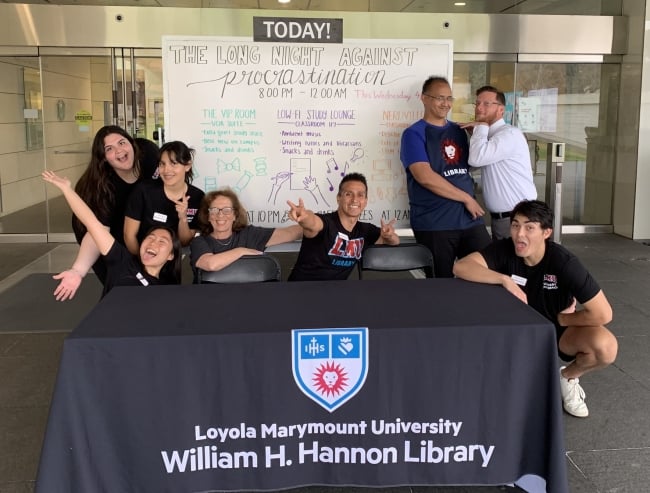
[0,49,164,241]
[514,63,620,226]
[40,54,112,239]
[0,56,48,237]
[112,50,163,142]
[453,59,620,228]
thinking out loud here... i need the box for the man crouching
[453,199,617,417]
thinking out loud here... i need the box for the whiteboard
[163,36,452,228]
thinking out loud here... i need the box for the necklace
[214,235,233,247]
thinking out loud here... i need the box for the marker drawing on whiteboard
[233,170,253,193]
[290,158,311,190]
[340,162,349,177]
[303,176,330,208]
[326,157,339,173]
[217,157,241,174]
[350,148,364,162]
[254,157,268,176]
[327,177,334,192]
[268,171,291,205]
[204,176,218,192]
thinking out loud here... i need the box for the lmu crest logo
[292,328,368,412]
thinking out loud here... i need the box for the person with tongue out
[42,170,181,297]
[452,199,617,418]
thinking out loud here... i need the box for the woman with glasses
[190,189,302,274]
[124,141,204,256]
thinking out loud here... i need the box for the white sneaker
[559,366,589,417]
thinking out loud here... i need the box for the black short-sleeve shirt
[125,181,204,243]
[102,241,164,297]
[288,212,381,281]
[480,239,601,324]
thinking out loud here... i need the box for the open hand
[52,269,83,301]
[42,170,71,190]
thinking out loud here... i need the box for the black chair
[197,255,281,283]
[358,243,433,279]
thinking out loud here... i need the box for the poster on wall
[516,96,541,132]
[528,88,558,132]
[162,34,452,227]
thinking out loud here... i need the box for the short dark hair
[476,85,506,106]
[512,200,554,230]
[423,76,450,94]
[338,172,368,194]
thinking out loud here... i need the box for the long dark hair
[73,126,141,233]
[142,225,182,284]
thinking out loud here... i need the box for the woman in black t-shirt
[124,140,204,255]
[52,127,160,301]
[43,170,180,297]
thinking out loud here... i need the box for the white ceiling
[0,0,622,16]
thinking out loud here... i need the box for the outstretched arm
[52,232,102,301]
[123,217,141,255]
[287,198,323,238]
[266,224,303,247]
[453,251,527,304]
[42,170,115,255]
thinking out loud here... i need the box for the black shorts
[555,323,575,362]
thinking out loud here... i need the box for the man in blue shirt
[400,76,490,277]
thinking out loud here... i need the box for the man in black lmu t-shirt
[453,200,618,418]
[287,172,400,281]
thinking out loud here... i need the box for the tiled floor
[1,234,650,492]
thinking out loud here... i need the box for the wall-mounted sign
[74,110,92,132]
[253,17,343,43]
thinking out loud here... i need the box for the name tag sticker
[153,212,167,222]
[511,274,527,286]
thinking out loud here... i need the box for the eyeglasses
[208,207,234,216]
[474,101,503,107]
[423,94,455,103]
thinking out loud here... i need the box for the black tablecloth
[36,279,568,493]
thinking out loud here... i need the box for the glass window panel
[515,63,619,225]
[0,57,47,235]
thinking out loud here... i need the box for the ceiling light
[454,2,466,5]
[278,0,291,4]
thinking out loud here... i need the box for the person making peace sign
[124,140,204,258]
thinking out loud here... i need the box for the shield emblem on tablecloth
[292,327,368,412]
